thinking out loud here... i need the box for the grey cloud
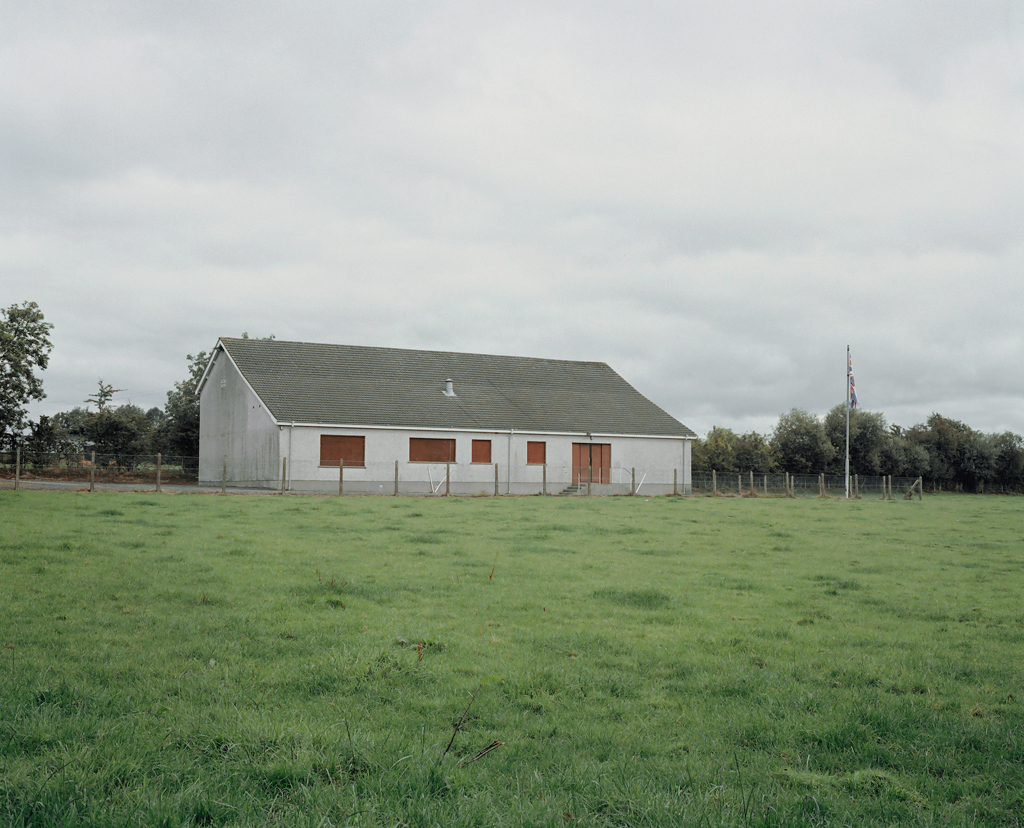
[5,1,1024,440]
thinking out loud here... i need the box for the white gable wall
[199,350,280,487]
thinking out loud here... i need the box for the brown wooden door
[572,442,611,484]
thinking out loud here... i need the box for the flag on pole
[848,353,858,409]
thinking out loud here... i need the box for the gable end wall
[199,351,280,486]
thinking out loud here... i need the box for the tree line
[693,407,1024,493]
[3,301,1023,490]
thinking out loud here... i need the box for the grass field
[2,490,1022,827]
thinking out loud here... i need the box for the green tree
[22,415,59,466]
[51,407,92,456]
[70,380,154,467]
[694,426,738,471]
[823,404,887,475]
[908,414,995,492]
[86,380,125,412]
[87,403,152,465]
[771,408,834,473]
[878,425,930,478]
[0,301,54,448]
[734,430,777,473]
[158,351,210,457]
[989,432,1024,491]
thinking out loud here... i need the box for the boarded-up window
[409,437,456,463]
[320,435,365,467]
[472,439,491,463]
[527,441,546,465]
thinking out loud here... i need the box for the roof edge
[196,339,225,395]
[280,421,694,439]
[199,339,279,420]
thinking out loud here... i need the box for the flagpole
[845,345,851,499]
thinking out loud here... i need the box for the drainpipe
[507,429,513,494]
[287,422,295,491]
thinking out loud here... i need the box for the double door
[572,442,611,484]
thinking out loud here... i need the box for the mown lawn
[1,490,1022,826]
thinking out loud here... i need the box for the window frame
[526,441,546,465]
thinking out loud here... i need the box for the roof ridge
[219,337,611,369]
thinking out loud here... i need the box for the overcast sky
[5,1,1024,439]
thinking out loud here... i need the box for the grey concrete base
[199,479,693,496]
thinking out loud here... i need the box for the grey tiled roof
[216,338,695,438]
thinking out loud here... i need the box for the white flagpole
[845,346,851,499]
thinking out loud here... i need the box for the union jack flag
[848,353,858,409]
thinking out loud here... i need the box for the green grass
[1,490,1022,826]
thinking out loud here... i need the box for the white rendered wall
[282,426,691,495]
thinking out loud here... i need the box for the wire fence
[0,451,924,499]
[197,459,684,497]
[0,451,199,490]
[691,470,924,499]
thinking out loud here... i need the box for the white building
[198,338,695,495]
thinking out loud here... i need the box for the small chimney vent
[443,378,456,397]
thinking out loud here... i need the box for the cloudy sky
[5,1,1024,438]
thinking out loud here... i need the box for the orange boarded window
[472,439,491,463]
[409,437,456,463]
[320,435,365,467]
[527,441,546,465]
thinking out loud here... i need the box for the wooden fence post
[854,473,859,498]
[673,468,678,496]
[338,458,344,496]
[763,474,768,497]
[712,469,717,496]
[750,470,754,496]
[542,464,547,496]
[394,461,399,496]
[156,452,162,492]
[280,458,286,494]
[14,447,20,491]
[91,451,96,492]
[738,474,742,496]
[494,463,499,497]
[917,476,923,501]
[445,463,450,496]
[587,462,592,496]
[819,473,824,497]
[631,467,636,496]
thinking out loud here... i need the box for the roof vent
[443,378,456,397]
